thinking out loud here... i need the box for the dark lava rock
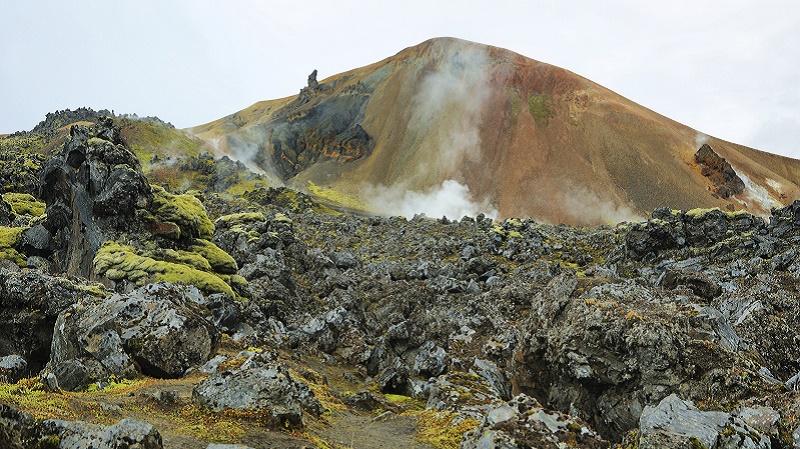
[39,117,152,276]
[0,269,101,374]
[0,198,13,226]
[192,353,324,428]
[659,268,722,300]
[44,283,219,390]
[695,143,745,198]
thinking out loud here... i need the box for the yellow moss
[2,193,46,217]
[384,394,425,411]
[214,212,266,228]
[415,410,480,449]
[686,207,752,221]
[188,239,238,274]
[94,241,234,297]
[156,249,212,272]
[0,226,25,266]
[685,208,717,219]
[625,310,644,321]
[306,181,367,211]
[274,213,292,224]
[0,226,24,248]
[150,186,214,240]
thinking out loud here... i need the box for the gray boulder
[0,403,162,449]
[0,355,28,383]
[192,353,324,428]
[0,270,101,374]
[639,394,770,449]
[44,283,219,390]
[41,417,161,449]
[459,394,609,449]
[412,340,448,378]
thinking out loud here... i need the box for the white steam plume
[407,39,492,178]
[561,183,642,224]
[365,40,497,219]
[695,132,709,148]
[366,179,497,220]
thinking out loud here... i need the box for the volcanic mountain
[190,37,800,225]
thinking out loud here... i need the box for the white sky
[2,1,799,157]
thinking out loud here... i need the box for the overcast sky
[2,1,799,158]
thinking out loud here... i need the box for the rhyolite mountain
[191,37,800,225]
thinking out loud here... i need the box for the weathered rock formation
[695,143,746,198]
[43,283,219,390]
[39,117,152,277]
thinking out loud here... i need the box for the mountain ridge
[190,37,800,225]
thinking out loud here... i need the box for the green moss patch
[94,241,235,297]
[2,193,46,217]
[528,93,555,125]
[214,212,266,228]
[150,186,214,240]
[0,226,25,265]
[188,239,238,274]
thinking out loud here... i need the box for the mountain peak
[190,39,800,225]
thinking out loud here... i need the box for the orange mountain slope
[190,37,800,225]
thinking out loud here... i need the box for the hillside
[191,37,800,225]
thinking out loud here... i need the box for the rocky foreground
[3,118,800,447]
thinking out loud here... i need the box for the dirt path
[309,410,434,449]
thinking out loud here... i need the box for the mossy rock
[151,248,213,272]
[1,193,46,217]
[94,241,234,297]
[214,212,266,229]
[188,239,238,274]
[0,226,25,266]
[150,186,214,240]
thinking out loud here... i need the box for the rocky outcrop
[44,283,219,390]
[0,403,162,449]
[460,394,609,449]
[192,352,324,428]
[39,116,152,277]
[695,144,746,198]
[638,394,772,449]
[0,269,103,375]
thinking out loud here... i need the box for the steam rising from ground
[367,180,497,220]
[366,40,497,220]
[562,183,642,224]
[733,168,782,212]
[695,132,709,148]
[407,39,492,178]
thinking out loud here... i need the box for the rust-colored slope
[190,37,800,225]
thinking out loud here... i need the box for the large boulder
[192,352,324,428]
[0,270,102,374]
[0,403,162,449]
[511,272,775,440]
[694,144,745,198]
[638,394,770,449]
[44,283,219,390]
[41,418,162,449]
